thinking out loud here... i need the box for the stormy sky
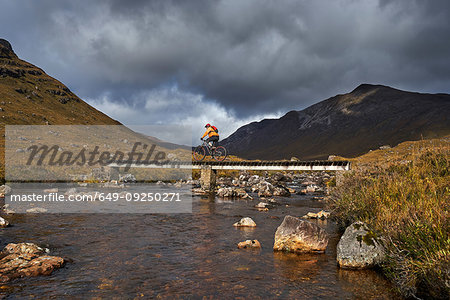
[1,0,449,144]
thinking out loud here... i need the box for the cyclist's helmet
[205,123,211,128]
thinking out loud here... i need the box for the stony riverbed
[0,180,402,298]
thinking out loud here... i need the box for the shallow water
[0,190,402,299]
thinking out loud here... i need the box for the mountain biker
[201,124,219,148]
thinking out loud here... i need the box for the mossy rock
[337,221,386,269]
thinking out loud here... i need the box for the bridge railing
[107,160,351,171]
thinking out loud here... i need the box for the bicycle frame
[200,140,214,154]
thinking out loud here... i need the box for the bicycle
[193,140,227,161]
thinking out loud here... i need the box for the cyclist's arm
[201,129,209,139]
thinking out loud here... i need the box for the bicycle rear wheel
[212,146,227,161]
[193,146,206,161]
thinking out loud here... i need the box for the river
[0,190,402,299]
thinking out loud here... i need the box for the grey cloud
[1,0,449,119]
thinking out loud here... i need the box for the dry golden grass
[328,137,449,299]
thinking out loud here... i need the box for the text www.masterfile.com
[8,192,182,202]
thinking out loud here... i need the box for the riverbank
[327,138,449,299]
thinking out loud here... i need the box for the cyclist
[201,123,219,149]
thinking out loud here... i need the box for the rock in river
[273,215,328,253]
[302,210,330,219]
[2,243,49,255]
[237,239,261,249]
[119,173,136,183]
[252,181,290,197]
[255,202,269,211]
[26,207,48,213]
[255,202,269,208]
[217,187,235,198]
[233,217,256,227]
[0,184,11,197]
[273,185,291,197]
[0,243,64,282]
[336,221,386,269]
[0,217,9,228]
[2,204,15,215]
[217,187,251,199]
[252,181,273,197]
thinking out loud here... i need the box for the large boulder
[0,243,64,282]
[273,215,328,253]
[336,221,386,269]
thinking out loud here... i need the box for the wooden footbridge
[108,160,351,171]
[108,160,351,191]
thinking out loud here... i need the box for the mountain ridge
[0,38,121,126]
[221,84,450,160]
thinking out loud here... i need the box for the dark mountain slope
[221,84,450,160]
[0,39,120,126]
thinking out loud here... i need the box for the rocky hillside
[221,84,450,160]
[0,39,120,126]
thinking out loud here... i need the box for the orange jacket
[202,126,219,139]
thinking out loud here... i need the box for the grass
[327,138,449,299]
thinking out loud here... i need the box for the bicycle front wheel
[212,146,227,161]
[193,146,206,161]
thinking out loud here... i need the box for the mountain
[0,39,120,126]
[221,84,450,160]
[0,38,190,178]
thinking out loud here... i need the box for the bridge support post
[200,165,216,193]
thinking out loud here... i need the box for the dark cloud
[1,0,449,124]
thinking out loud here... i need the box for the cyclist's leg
[205,137,212,148]
[206,136,216,148]
[207,136,219,148]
